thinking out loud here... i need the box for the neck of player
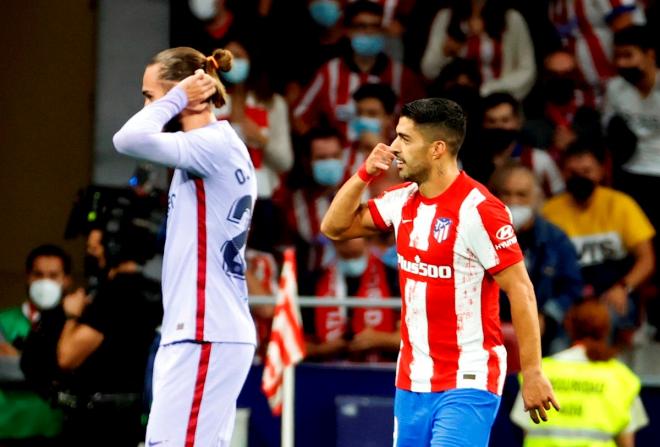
[418,158,460,199]
[181,109,217,132]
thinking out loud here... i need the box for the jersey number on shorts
[222,194,253,279]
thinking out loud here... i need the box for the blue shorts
[393,388,501,447]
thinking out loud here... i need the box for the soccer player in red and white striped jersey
[321,98,559,446]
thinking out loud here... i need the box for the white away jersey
[114,86,257,345]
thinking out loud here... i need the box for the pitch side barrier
[248,295,402,308]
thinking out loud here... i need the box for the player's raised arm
[321,143,394,240]
[113,49,233,176]
[494,262,560,424]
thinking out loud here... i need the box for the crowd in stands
[2,0,660,444]
[170,0,660,360]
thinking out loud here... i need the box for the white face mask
[188,0,217,21]
[29,279,62,310]
[508,204,534,231]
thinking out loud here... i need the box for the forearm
[509,281,543,374]
[113,87,187,163]
[320,174,369,239]
[56,320,80,369]
[622,255,654,290]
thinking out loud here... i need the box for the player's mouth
[396,158,405,169]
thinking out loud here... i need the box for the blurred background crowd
[2,0,660,445]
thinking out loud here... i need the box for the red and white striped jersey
[549,0,644,94]
[293,55,424,142]
[367,172,523,394]
[459,32,503,86]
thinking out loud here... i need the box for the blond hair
[149,47,233,107]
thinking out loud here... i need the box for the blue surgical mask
[222,58,250,84]
[338,256,368,277]
[312,159,344,186]
[309,0,341,28]
[189,0,217,21]
[351,116,382,136]
[380,245,398,269]
[351,33,385,57]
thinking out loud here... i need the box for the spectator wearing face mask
[604,26,660,271]
[274,128,347,295]
[293,0,424,142]
[490,164,582,355]
[305,237,400,362]
[343,83,401,196]
[0,245,71,446]
[478,92,565,196]
[421,0,536,100]
[523,49,603,162]
[548,0,646,104]
[214,39,293,253]
[543,143,655,342]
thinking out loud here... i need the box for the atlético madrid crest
[433,217,452,243]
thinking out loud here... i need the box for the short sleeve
[78,290,114,336]
[604,0,638,23]
[464,196,524,275]
[367,183,416,231]
[619,194,655,249]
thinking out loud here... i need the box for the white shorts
[146,341,255,447]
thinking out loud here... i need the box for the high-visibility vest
[523,356,640,447]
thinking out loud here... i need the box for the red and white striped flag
[261,248,306,415]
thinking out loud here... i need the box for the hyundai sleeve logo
[496,224,515,240]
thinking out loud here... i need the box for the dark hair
[344,0,383,26]
[482,92,520,116]
[447,0,509,41]
[434,58,482,92]
[25,244,72,275]
[401,98,467,154]
[563,139,606,165]
[352,83,398,115]
[306,126,344,147]
[613,25,654,51]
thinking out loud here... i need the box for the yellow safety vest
[522,356,640,447]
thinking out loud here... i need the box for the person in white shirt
[421,0,536,100]
[113,46,257,447]
[604,25,660,306]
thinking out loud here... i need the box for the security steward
[21,221,162,447]
[510,300,648,446]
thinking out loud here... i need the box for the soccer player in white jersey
[113,47,257,447]
[321,98,559,446]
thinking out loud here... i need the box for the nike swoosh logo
[148,441,165,446]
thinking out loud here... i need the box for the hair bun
[210,48,233,72]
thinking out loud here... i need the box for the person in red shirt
[293,0,424,142]
[321,97,558,446]
[306,236,400,362]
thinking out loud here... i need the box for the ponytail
[204,48,232,108]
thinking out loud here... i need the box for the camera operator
[60,221,162,447]
[22,218,162,447]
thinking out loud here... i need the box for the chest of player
[394,200,461,280]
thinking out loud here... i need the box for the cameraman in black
[22,215,162,447]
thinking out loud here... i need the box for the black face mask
[618,67,645,86]
[480,128,519,155]
[544,77,575,105]
[566,175,596,204]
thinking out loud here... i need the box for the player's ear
[431,140,448,159]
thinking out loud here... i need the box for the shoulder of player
[377,181,418,200]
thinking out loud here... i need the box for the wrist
[357,162,377,183]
